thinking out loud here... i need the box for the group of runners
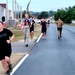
[40,17,63,39]
[20,14,64,47]
[0,12,64,75]
[20,14,35,47]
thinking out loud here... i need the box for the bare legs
[58,30,62,39]
[30,31,34,39]
[42,32,46,38]
[1,56,10,71]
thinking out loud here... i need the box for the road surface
[13,24,75,75]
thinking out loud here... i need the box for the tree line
[54,5,75,23]
[22,10,54,19]
[22,5,75,23]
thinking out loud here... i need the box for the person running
[41,18,48,38]
[47,20,50,27]
[56,18,64,39]
[0,21,14,75]
[30,17,35,39]
[21,14,30,47]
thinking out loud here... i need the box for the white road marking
[11,54,29,75]
[36,33,42,43]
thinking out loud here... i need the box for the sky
[0,0,75,12]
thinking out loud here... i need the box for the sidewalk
[0,37,38,75]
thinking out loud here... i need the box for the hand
[6,40,11,44]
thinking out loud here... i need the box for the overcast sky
[0,0,75,12]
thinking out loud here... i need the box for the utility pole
[17,4,19,19]
[6,0,8,21]
[20,6,22,20]
[15,0,16,20]
[12,0,14,20]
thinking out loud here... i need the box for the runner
[56,18,64,39]
[0,21,14,75]
[47,20,50,27]
[20,14,30,47]
[41,18,48,38]
[30,17,35,39]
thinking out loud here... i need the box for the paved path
[12,24,75,75]
[12,39,36,53]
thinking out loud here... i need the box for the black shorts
[57,27,62,31]
[41,28,47,33]
[30,27,34,32]
[0,44,12,60]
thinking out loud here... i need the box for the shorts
[30,27,34,32]
[57,27,62,31]
[41,28,47,33]
[0,44,12,60]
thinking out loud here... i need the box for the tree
[34,12,40,18]
[54,5,75,23]
[22,10,26,18]
[22,10,32,18]
[38,11,49,19]
[49,10,54,17]
[66,7,74,23]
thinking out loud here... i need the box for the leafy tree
[22,10,32,18]
[34,12,40,18]
[49,10,54,17]
[22,10,26,18]
[72,10,75,20]
[38,11,49,19]
[54,6,75,23]
[66,7,74,23]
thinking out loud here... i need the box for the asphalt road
[13,24,75,75]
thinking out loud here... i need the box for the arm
[46,24,48,28]
[7,34,14,44]
[40,21,42,28]
[6,29,15,44]
[18,19,25,30]
[20,22,24,29]
[10,34,14,41]
[62,21,64,26]
[46,22,48,28]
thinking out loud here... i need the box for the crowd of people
[17,13,64,47]
[20,14,35,47]
[20,14,51,47]
[0,12,64,75]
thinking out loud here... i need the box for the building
[0,4,12,22]
[0,4,5,21]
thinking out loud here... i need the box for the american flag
[26,0,31,14]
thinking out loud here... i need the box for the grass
[66,23,75,27]
[11,24,41,42]
[69,23,75,27]
[12,31,24,42]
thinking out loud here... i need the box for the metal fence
[8,20,15,27]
